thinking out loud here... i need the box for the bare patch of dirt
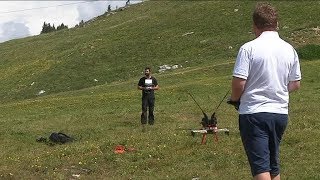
[288,26,320,47]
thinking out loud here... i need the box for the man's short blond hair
[253,2,278,30]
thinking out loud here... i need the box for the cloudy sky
[0,1,140,43]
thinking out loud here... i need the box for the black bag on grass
[49,132,74,144]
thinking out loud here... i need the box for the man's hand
[227,98,240,110]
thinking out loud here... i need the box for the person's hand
[227,98,240,110]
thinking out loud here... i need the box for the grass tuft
[297,44,320,60]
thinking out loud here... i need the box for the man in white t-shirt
[229,3,301,180]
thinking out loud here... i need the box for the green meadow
[0,1,319,179]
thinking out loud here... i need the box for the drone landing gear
[191,126,229,144]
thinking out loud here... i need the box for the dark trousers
[141,95,155,125]
[239,113,288,177]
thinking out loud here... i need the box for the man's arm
[152,85,159,90]
[231,77,246,102]
[288,80,300,92]
[152,77,159,90]
[138,85,145,90]
[138,78,145,90]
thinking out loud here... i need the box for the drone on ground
[188,90,230,144]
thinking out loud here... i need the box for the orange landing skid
[191,128,230,144]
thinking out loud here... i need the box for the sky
[0,1,141,43]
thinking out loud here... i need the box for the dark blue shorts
[239,113,288,177]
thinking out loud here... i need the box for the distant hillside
[0,1,319,102]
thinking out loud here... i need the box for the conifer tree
[40,22,49,34]
[57,23,68,30]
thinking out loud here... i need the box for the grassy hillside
[0,1,320,179]
[0,1,319,103]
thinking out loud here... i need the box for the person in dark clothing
[138,67,159,130]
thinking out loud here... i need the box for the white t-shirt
[233,31,301,114]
